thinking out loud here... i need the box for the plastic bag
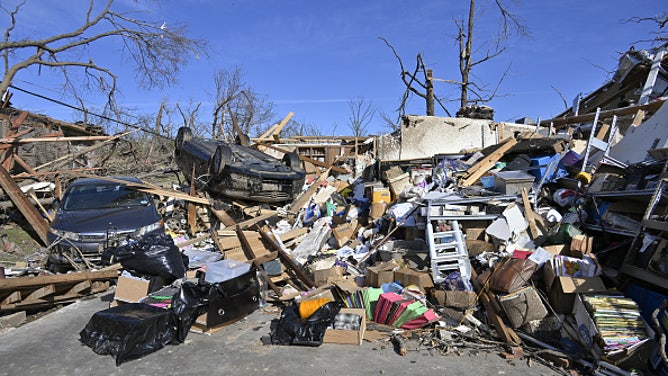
[170,281,210,343]
[112,232,187,281]
[270,302,342,346]
[79,303,178,366]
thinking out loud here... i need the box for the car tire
[282,151,301,170]
[210,144,233,175]
[175,127,193,151]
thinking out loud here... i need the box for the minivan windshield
[62,183,152,210]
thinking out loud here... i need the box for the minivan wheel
[175,127,193,151]
[210,144,233,175]
[282,151,301,170]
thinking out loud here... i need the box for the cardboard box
[572,294,599,349]
[372,188,391,204]
[432,290,477,309]
[114,275,150,303]
[312,266,344,287]
[323,308,366,345]
[369,201,387,219]
[394,268,434,289]
[365,260,400,287]
[547,275,606,314]
[332,219,357,247]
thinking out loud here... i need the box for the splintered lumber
[461,137,517,186]
[544,99,664,129]
[0,269,118,312]
[0,165,49,245]
[470,269,521,345]
[235,226,281,296]
[258,229,315,289]
[290,168,330,213]
[521,187,540,240]
[211,208,237,227]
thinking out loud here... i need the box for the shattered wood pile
[0,269,118,311]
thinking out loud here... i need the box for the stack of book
[582,294,648,352]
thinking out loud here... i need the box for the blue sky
[5,0,667,136]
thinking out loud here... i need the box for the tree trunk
[426,69,435,116]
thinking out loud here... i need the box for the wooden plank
[236,227,281,296]
[236,212,277,230]
[278,227,309,242]
[1,291,21,305]
[0,164,49,245]
[22,284,57,303]
[258,229,316,289]
[290,168,330,212]
[544,100,664,129]
[175,233,212,249]
[211,208,237,227]
[461,138,518,187]
[521,187,540,240]
[0,269,118,290]
[470,269,521,345]
[66,280,92,295]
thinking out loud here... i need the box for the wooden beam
[521,187,540,240]
[290,168,330,212]
[22,284,56,303]
[461,138,517,187]
[210,208,237,227]
[0,164,49,245]
[66,280,92,295]
[0,135,120,144]
[258,229,316,289]
[543,100,664,129]
[0,269,118,290]
[269,112,294,138]
[34,130,136,171]
[470,269,521,345]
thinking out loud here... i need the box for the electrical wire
[8,84,170,140]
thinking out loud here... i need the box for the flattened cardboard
[114,275,150,303]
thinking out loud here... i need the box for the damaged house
[0,43,667,375]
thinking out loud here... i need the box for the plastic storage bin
[529,154,568,181]
[493,171,535,195]
[204,259,251,283]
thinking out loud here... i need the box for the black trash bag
[270,301,342,346]
[79,303,178,366]
[112,232,187,281]
[170,281,210,343]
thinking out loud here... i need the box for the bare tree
[210,66,275,141]
[379,37,451,117]
[380,1,527,117]
[622,12,668,45]
[347,97,375,137]
[0,0,205,116]
[452,0,528,109]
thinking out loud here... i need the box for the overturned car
[174,127,306,203]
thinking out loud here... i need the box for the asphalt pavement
[0,291,564,376]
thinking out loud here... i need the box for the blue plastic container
[529,154,568,181]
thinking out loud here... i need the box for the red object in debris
[512,249,533,259]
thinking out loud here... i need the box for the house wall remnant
[376,115,535,161]
[608,101,668,164]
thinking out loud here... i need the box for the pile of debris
[2,43,668,374]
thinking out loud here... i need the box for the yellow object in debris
[576,171,591,185]
[298,298,332,319]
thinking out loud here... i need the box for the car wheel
[282,151,301,170]
[175,127,193,151]
[210,144,233,175]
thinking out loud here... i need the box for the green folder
[361,287,383,320]
[392,301,428,328]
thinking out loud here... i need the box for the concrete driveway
[0,292,563,376]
